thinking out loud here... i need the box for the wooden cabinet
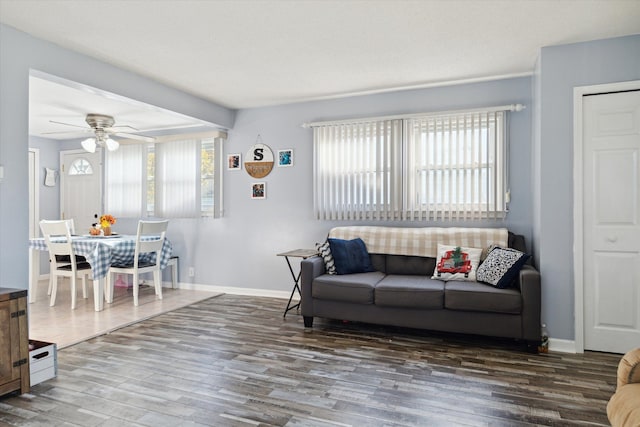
[0,288,30,396]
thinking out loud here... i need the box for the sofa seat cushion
[375,275,444,309]
[444,280,522,314]
[312,271,385,304]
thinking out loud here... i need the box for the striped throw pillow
[316,241,336,275]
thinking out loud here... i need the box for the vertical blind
[311,107,510,221]
[106,131,225,219]
[313,120,402,220]
[105,144,146,217]
[404,111,506,220]
[155,138,199,218]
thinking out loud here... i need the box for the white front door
[61,150,102,234]
[583,89,640,353]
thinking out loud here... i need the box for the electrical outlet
[188,267,195,277]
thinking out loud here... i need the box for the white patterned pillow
[316,241,336,275]
[476,246,530,288]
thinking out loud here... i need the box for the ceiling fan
[46,113,156,153]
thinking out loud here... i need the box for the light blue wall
[535,34,640,340]
[1,22,533,296]
[0,23,235,287]
[199,77,533,292]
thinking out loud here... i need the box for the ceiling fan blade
[109,124,140,132]
[49,120,88,129]
[41,129,91,135]
[113,132,156,143]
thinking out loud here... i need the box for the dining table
[29,233,173,311]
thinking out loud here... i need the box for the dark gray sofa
[300,230,541,350]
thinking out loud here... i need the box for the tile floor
[28,278,219,348]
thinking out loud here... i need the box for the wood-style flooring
[1,294,620,426]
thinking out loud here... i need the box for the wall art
[244,135,274,178]
[278,149,293,167]
[251,182,266,199]
[227,153,241,170]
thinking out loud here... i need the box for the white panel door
[584,90,640,353]
[61,150,102,234]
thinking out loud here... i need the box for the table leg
[28,248,40,303]
[283,256,302,318]
[93,278,105,311]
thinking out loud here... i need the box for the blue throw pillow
[327,238,375,275]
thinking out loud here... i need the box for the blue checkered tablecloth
[30,235,173,279]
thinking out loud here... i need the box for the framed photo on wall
[251,182,266,199]
[227,153,241,170]
[278,149,293,167]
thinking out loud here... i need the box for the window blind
[311,106,512,221]
[155,138,199,218]
[105,144,146,217]
[405,111,507,220]
[313,120,402,220]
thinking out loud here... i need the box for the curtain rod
[302,104,526,129]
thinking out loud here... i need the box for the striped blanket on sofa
[328,226,508,259]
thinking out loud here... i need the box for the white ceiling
[28,74,214,140]
[1,0,639,137]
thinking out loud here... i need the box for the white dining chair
[40,220,92,309]
[107,220,169,306]
[48,218,86,296]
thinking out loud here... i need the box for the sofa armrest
[617,348,640,390]
[300,256,325,315]
[518,264,541,342]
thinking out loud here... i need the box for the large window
[311,107,513,221]
[106,132,224,218]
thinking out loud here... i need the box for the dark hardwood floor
[0,294,620,426]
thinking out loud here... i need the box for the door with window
[61,150,102,233]
[583,89,640,353]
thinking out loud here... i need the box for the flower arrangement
[100,214,116,228]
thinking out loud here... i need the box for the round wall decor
[244,142,274,178]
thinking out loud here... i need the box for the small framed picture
[251,182,266,199]
[278,149,293,167]
[227,153,241,170]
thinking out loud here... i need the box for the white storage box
[29,340,57,386]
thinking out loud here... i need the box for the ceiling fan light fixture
[81,137,97,153]
[105,137,119,151]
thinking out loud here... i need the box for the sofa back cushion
[385,254,436,275]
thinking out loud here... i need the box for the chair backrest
[134,220,169,266]
[40,220,79,270]
[65,218,76,235]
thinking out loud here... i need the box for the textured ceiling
[2,0,639,110]
[1,0,640,139]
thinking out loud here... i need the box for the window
[68,158,93,175]
[106,131,225,218]
[311,107,513,221]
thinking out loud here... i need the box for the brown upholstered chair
[607,347,640,427]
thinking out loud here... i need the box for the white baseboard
[168,282,294,300]
[549,338,577,353]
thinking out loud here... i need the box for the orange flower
[100,214,116,228]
